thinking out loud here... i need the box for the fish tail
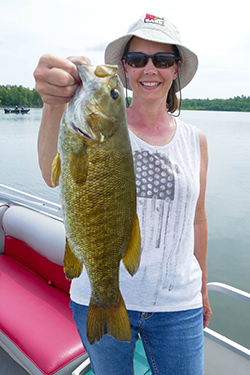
[87,293,132,345]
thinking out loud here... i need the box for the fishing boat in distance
[0,184,250,375]
[4,107,30,114]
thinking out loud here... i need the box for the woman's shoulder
[176,118,208,159]
[176,118,206,139]
[176,117,199,139]
[196,128,208,168]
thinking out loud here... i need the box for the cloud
[0,0,249,98]
[86,43,107,52]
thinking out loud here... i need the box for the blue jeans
[70,301,204,375]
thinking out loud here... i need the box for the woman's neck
[126,100,177,146]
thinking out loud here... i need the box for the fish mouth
[66,79,98,141]
[71,122,92,140]
[67,63,117,142]
[76,63,110,119]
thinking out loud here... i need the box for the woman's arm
[37,103,66,186]
[194,129,212,328]
[34,54,90,186]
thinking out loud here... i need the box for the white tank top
[70,118,203,312]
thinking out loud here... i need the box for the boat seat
[0,204,88,375]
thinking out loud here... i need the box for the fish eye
[111,89,119,100]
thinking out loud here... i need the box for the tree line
[126,95,250,112]
[0,85,43,108]
[181,96,250,112]
[0,85,249,112]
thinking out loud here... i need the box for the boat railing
[204,282,250,372]
[0,183,62,220]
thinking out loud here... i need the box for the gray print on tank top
[133,150,175,200]
[133,150,193,304]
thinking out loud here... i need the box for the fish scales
[52,63,141,345]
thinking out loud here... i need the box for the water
[180,110,250,351]
[0,109,61,204]
[1,108,250,349]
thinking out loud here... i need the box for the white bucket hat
[105,13,198,92]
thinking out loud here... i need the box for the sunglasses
[123,52,180,69]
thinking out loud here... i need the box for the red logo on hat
[144,14,164,26]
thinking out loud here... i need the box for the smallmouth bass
[51,62,141,345]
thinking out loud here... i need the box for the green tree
[0,85,43,107]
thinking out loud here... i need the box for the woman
[34,13,212,375]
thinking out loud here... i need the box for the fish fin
[95,65,118,78]
[87,293,132,345]
[51,153,61,187]
[122,213,141,276]
[70,146,88,184]
[63,238,83,280]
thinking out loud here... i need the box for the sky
[0,0,249,99]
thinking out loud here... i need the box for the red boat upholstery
[0,204,88,375]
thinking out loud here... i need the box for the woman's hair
[122,37,181,113]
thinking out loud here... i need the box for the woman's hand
[202,291,212,328]
[33,54,91,106]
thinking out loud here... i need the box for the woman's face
[123,37,179,105]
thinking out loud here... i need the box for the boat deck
[2,332,250,375]
[1,346,29,375]
[1,340,152,375]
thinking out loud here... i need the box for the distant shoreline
[181,96,250,112]
[2,106,249,114]
[0,85,249,112]
[127,96,250,112]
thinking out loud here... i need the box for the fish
[51,62,141,345]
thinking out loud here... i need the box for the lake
[0,108,250,349]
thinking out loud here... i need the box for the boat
[0,183,250,375]
[4,108,30,114]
